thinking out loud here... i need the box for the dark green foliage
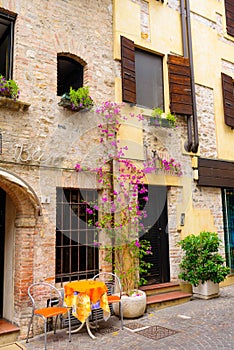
[178,231,230,286]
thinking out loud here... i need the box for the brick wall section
[196,84,217,158]
[167,186,183,281]
[131,0,151,41]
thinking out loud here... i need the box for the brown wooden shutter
[167,54,192,115]
[221,72,234,128]
[198,158,234,188]
[224,0,234,37]
[121,36,136,104]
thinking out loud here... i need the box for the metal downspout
[185,0,199,153]
[180,0,193,152]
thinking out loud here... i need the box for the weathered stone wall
[0,0,114,335]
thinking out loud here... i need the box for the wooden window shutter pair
[224,0,234,37]
[221,73,234,128]
[167,55,193,115]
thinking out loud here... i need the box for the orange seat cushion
[107,295,121,303]
[34,307,67,318]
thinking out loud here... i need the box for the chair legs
[119,302,123,329]
[43,317,47,350]
[26,315,33,343]
[26,311,71,350]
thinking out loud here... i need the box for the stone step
[146,290,192,311]
[140,282,181,296]
[0,320,20,346]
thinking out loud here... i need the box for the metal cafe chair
[93,272,123,329]
[26,282,71,350]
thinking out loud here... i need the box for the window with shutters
[57,54,85,96]
[121,36,164,109]
[0,9,16,79]
[167,55,192,115]
[221,72,234,128]
[224,0,234,37]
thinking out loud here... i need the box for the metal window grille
[55,188,99,284]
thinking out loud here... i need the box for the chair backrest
[93,272,122,297]
[28,282,63,311]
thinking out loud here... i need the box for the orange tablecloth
[64,280,110,323]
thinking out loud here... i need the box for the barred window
[56,188,99,283]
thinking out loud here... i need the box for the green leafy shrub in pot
[69,86,93,110]
[0,75,20,100]
[178,231,230,286]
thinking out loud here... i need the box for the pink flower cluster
[162,158,182,176]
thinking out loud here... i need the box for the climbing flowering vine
[161,158,182,176]
[74,102,182,293]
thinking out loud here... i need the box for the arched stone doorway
[0,168,41,330]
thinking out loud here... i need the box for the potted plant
[109,239,152,318]
[151,107,177,128]
[0,75,20,100]
[178,231,230,299]
[58,86,94,111]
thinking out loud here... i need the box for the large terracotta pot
[192,281,219,299]
[113,290,146,318]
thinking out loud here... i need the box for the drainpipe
[185,0,199,153]
[180,0,193,152]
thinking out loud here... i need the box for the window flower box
[58,87,94,111]
[0,96,30,111]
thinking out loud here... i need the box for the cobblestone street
[23,284,234,350]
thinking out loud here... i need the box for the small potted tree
[178,231,230,299]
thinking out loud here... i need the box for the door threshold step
[147,291,192,304]
[140,282,180,291]
[0,320,19,336]
[140,282,182,296]
[0,320,20,345]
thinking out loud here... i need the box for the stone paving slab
[0,343,26,350]
[22,285,234,349]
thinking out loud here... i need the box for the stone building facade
[0,0,233,339]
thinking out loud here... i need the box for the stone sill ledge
[0,96,30,111]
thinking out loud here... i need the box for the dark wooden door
[0,189,6,317]
[139,185,170,284]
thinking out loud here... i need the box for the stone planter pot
[113,290,146,318]
[192,281,219,299]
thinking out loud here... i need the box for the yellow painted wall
[113,0,234,161]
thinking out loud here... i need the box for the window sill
[0,96,30,111]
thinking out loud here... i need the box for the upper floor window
[0,9,17,79]
[121,36,164,110]
[57,54,84,96]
